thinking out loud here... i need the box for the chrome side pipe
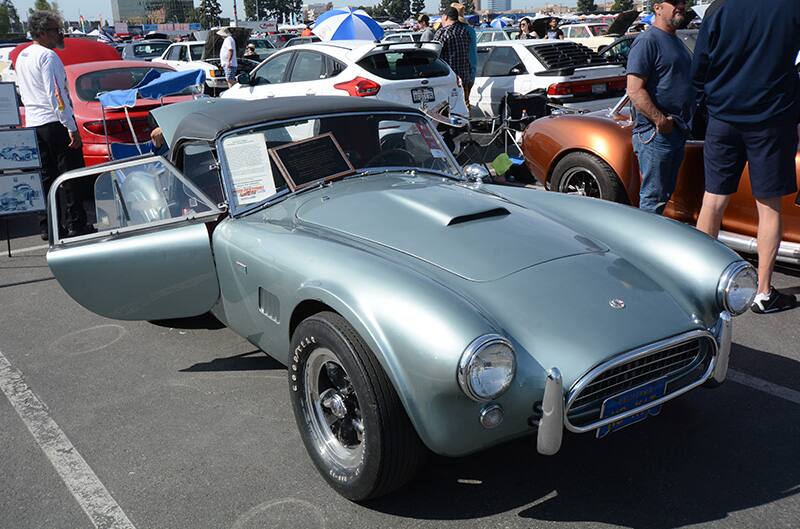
[537,367,564,456]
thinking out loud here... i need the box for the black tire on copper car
[550,152,628,204]
[289,311,426,501]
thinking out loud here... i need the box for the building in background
[485,0,511,12]
[111,0,194,23]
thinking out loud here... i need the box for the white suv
[222,40,468,116]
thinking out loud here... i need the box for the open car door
[46,156,224,321]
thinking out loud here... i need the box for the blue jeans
[632,126,686,214]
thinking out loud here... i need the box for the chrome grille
[571,340,704,410]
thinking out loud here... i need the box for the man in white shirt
[16,11,87,239]
[218,28,237,88]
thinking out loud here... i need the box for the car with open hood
[520,94,800,265]
[46,96,755,501]
[560,10,639,52]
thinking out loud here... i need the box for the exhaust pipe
[718,230,800,266]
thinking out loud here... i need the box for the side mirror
[463,163,491,184]
[236,72,251,85]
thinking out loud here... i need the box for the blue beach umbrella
[313,8,385,41]
[490,18,506,29]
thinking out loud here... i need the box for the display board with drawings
[0,81,44,218]
[0,82,21,128]
[0,172,45,215]
[0,128,40,171]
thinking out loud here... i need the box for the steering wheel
[365,148,416,168]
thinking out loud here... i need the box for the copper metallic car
[521,95,800,265]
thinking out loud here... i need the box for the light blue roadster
[47,97,757,500]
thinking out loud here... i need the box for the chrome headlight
[458,334,516,401]
[717,261,757,315]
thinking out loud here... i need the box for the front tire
[289,312,426,501]
[550,152,628,203]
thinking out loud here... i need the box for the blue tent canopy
[98,69,206,109]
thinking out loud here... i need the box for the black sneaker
[751,287,797,314]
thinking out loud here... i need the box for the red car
[67,60,197,166]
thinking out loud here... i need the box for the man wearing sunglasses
[16,10,87,239]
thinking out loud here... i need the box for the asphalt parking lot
[1,219,799,529]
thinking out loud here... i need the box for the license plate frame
[411,87,436,103]
[596,376,668,438]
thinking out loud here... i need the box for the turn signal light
[334,77,381,97]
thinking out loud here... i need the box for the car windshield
[589,24,609,36]
[190,44,204,60]
[219,112,461,212]
[133,42,169,57]
[249,39,273,53]
[76,67,193,102]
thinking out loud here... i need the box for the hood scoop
[448,207,510,226]
[295,177,609,281]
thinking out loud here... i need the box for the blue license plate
[596,377,668,438]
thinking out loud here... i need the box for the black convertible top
[165,97,422,144]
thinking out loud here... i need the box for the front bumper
[536,311,733,455]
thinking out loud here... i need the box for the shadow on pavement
[149,313,226,330]
[0,276,54,289]
[366,352,800,528]
[180,350,284,372]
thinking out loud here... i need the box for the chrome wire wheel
[304,347,365,470]
[558,166,602,198]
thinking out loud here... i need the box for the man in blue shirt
[626,0,691,215]
[692,0,800,314]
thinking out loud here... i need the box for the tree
[28,0,56,16]
[576,0,597,13]
[461,0,474,14]
[1,0,20,32]
[411,0,424,16]
[199,0,222,28]
[439,0,449,14]
[611,0,633,10]
[381,0,409,21]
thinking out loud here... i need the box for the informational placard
[222,133,277,205]
[269,133,354,191]
[0,82,21,127]
[0,172,45,216]
[0,129,40,171]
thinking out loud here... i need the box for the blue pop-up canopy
[98,68,206,109]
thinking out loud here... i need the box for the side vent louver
[448,207,510,226]
[259,287,280,324]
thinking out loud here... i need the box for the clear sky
[14,0,561,22]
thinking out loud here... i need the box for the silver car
[46,96,756,501]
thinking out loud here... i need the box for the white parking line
[728,369,800,405]
[0,350,137,529]
[5,243,48,255]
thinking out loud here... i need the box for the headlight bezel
[457,334,516,402]
[717,261,758,316]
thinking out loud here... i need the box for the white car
[0,45,19,85]
[153,41,228,92]
[561,10,639,52]
[470,40,627,117]
[222,40,468,117]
